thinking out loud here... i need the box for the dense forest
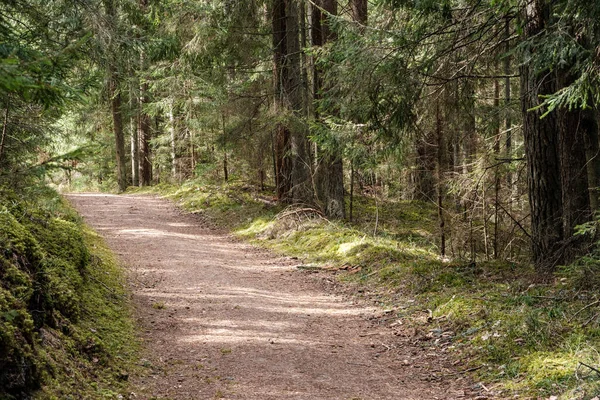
[3,0,600,398]
[4,0,600,275]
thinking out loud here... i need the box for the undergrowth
[0,185,136,399]
[129,177,600,399]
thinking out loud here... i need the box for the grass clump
[0,185,137,399]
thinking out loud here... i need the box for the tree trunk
[414,134,436,201]
[351,0,367,27]
[103,0,127,193]
[585,111,600,211]
[504,18,513,189]
[557,72,592,242]
[130,82,139,186]
[272,0,292,200]
[521,0,563,277]
[0,105,8,165]
[493,71,501,259]
[169,99,177,180]
[435,99,446,257]
[138,79,152,186]
[109,75,127,193]
[313,0,345,218]
[190,126,196,172]
[349,159,355,222]
[222,113,228,182]
[462,80,476,174]
[138,0,152,186]
[285,0,312,204]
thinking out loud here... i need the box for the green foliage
[0,0,90,189]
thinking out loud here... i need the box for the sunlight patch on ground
[180,331,323,346]
[138,286,362,311]
[116,228,201,240]
[337,241,364,255]
[240,303,366,317]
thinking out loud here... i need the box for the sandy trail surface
[67,193,474,400]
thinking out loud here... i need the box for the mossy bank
[0,186,137,399]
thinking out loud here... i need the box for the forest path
[67,193,472,400]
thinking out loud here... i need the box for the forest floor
[67,193,479,400]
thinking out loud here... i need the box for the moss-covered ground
[0,185,137,399]
[129,178,600,399]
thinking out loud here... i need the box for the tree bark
[169,99,177,180]
[0,105,8,165]
[462,80,476,175]
[285,0,312,204]
[108,73,127,192]
[130,82,139,186]
[313,0,345,218]
[521,0,563,276]
[351,0,367,27]
[103,0,127,192]
[272,0,292,200]
[414,134,436,201]
[557,72,592,241]
[138,78,152,186]
[585,111,600,211]
[435,99,446,257]
[493,71,501,259]
[504,18,513,189]
[138,0,152,186]
[222,113,228,182]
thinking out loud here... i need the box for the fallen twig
[583,313,599,327]
[530,295,565,300]
[570,300,600,321]
[579,361,600,376]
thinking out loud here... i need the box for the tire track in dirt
[67,193,474,400]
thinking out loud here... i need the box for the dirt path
[67,193,475,400]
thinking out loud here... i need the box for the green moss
[40,258,83,321]
[0,187,137,399]
[29,218,90,271]
[0,210,44,268]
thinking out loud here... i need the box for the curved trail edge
[67,193,474,400]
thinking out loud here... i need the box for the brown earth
[67,193,481,400]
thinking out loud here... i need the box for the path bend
[67,193,471,400]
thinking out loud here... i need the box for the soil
[67,193,480,400]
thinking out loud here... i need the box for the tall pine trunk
[435,98,447,257]
[351,0,367,27]
[272,0,292,200]
[138,0,152,186]
[557,73,591,240]
[521,0,563,277]
[108,71,127,192]
[585,111,600,211]
[284,0,312,204]
[168,99,177,180]
[138,78,152,186]
[130,80,140,186]
[313,0,345,219]
[103,0,127,192]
